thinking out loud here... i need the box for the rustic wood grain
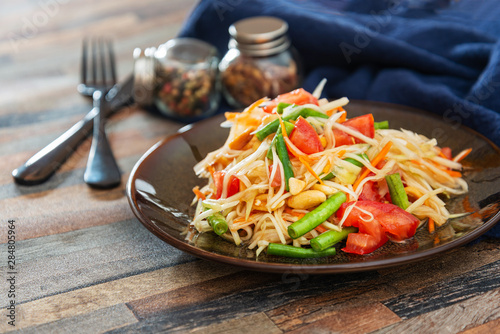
[373,288,500,334]
[128,271,281,319]
[459,318,500,334]
[13,304,138,334]
[189,312,283,334]
[382,259,500,319]
[288,303,400,334]
[0,219,197,307]
[0,261,239,332]
[264,239,500,332]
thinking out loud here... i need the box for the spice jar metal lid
[229,36,291,57]
[156,38,218,65]
[229,16,288,44]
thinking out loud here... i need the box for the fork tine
[91,38,97,85]
[107,39,117,85]
[99,38,107,86]
[81,38,88,85]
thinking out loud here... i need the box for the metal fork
[79,38,121,188]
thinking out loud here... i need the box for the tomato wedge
[268,165,282,187]
[213,171,240,199]
[337,201,420,254]
[262,88,318,113]
[333,114,375,147]
[359,179,390,202]
[441,147,452,160]
[289,116,324,154]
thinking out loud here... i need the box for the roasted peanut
[287,190,326,210]
[312,184,337,196]
[289,177,306,195]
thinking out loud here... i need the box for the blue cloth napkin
[179,0,500,238]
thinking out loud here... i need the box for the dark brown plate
[126,101,500,274]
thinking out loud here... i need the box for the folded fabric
[179,0,500,238]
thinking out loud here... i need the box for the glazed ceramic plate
[127,101,500,274]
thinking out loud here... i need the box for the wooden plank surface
[1,0,500,333]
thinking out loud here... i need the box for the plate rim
[126,100,500,274]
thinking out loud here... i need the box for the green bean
[374,120,389,130]
[255,108,328,141]
[310,227,358,251]
[276,133,294,191]
[207,213,228,235]
[267,121,295,160]
[276,102,291,114]
[321,172,335,180]
[343,153,369,168]
[267,243,336,258]
[385,173,409,209]
[288,191,347,239]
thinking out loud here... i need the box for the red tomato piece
[441,147,452,160]
[333,114,375,147]
[213,171,240,199]
[337,201,420,254]
[268,165,282,187]
[262,88,318,113]
[359,179,390,202]
[343,231,387,255]
[289,116,324,154]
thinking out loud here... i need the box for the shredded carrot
[299,156,324,185]
[428,217,435,233]
[438,150,449,160]
[224,111,239,121]
[192,186,206,200]
[285,207,306,219]
[444,169,462,178]
[228,127,254,150]
[353,141,393,191]
[232,217,246,225]
[315,224,328,233]
[454,148,472,162]
[336,110,347,123]
[325,106,343,117]
[246,97,268,113]
[413,158,462,178]
[207,165,216,180]
[322,161,331,174]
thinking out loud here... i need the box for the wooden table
[1,1,499,333]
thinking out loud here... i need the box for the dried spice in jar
[219,16,302,108]
[133,38,220,121]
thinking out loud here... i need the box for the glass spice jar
[133,38,220,121]
[219,16,302,108]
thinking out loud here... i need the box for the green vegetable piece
[288,191,347,239]
[207,213,228,235]
[374,121,389,130]
[267,121,295,160]
[343,153,369,168]
[275,133,294,191]
[255,108,328,141]
[385,173,410,209]
[321,172,335,180]
[267,243,336,258]
[310,227,358,251]
[276,102,291,114]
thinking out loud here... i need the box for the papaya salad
[190,84,471,258]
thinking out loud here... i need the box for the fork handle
[83,91,122,188]
[12,109,98,185]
